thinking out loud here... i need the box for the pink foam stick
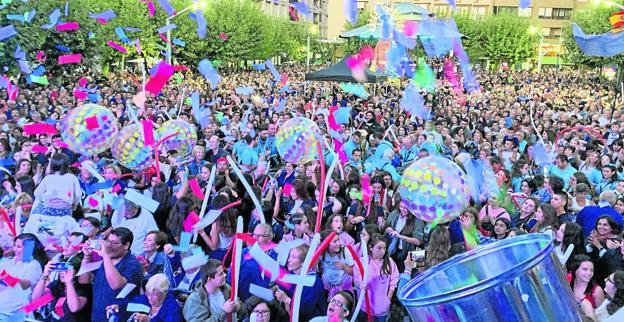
[22,292,54,313]
[58,53,82,65]
[188,178,205,200]
[56,22,80,31]
[22,123,57,135]
[183,211,200,232]
[107,41,128,54]
[142,119,155,146]
[31,145,48,154]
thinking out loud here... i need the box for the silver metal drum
[398,234,581,322]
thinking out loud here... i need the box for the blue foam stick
[115,27,131,43]
[86,180,114,195]
[198,59,220,89]
[172,232,191,252]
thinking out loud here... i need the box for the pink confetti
[280,73,288,86]
[35,51,46,62]
[361,174,372,205]
[142,119,155,146]
[73,88,87,100]
[135,37,142,55]
[107,41,128,54]
[58,53,82,65]
[31,145,48,154]
[54,138,69,148]
[56,22,80,31]
[0,270,20,287]
[85,116,99,130]
[145,61,174,96]
[183,211,200,232]
[55,297,66,318]
[112,184,122,194]
[78,77,88,87]
[404,20,418,37]
[96,18,108,25]
[158,33,177,52]
[88,197,99,207]
[22,123,58,135]
[188,178,205,200]
[22,292,54,313]
[133,91,147,109]
[148,0,155,17]
[219,32,228,41]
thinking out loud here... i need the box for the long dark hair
[425,226,451,269]
[569,254,597,297]
[166,195,195,239]
[49,153,69,175]
[369,233,392,277]
[16,233,48,270]
[151,182,171,231]
[607,270,624,315]
[212,194,236,237]
[560,222,585,258]
[16,175,35,198]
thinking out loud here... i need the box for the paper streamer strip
[291,233,321,322]
[193,165,216,243]
[226,156,265,224]
[58,53,82,65]
[107,41,128,54]
[347,243,372,322]
[0,208,16,237]
[142,119,155,146]
[228,216,244,322]
[56,22,79,31]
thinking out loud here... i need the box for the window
[473,6,487,17]
[538,7,552,18]
[494,6,518,15]
[552,8,572,20]
[433,5,449,15]
[457,5,470,15]
[518,8,532,17]
[549,28,563,38]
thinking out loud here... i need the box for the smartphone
[410,250,426,268]
[51,262,70,271]
[88,240,101,250]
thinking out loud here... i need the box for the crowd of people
[0,59,623,322]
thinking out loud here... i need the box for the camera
[409,250,426,268]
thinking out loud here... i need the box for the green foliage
[561,1,624,66]
[0,0,311,75]
[343,9,375,55]
[454,13,537,64]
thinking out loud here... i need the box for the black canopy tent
[304,57,387,83]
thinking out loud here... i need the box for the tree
[454,14,537,65]
[0,0,310,75]
[342,9,375,54]
[561,1,624,66]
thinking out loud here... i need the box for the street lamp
[307,24,319,69]
[529,26,544,71]
[166,1,207,65]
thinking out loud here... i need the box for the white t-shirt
[595,299,624,322]
[112,210,159,255]
[0,258,42,316]
[34,173,81,209]
[321,251,355,286]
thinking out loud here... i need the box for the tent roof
[305,58,387,83]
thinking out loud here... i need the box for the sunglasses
[329,298,349,312]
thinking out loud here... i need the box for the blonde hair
[145,273,170,294]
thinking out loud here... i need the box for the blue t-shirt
[91,252,143,322]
